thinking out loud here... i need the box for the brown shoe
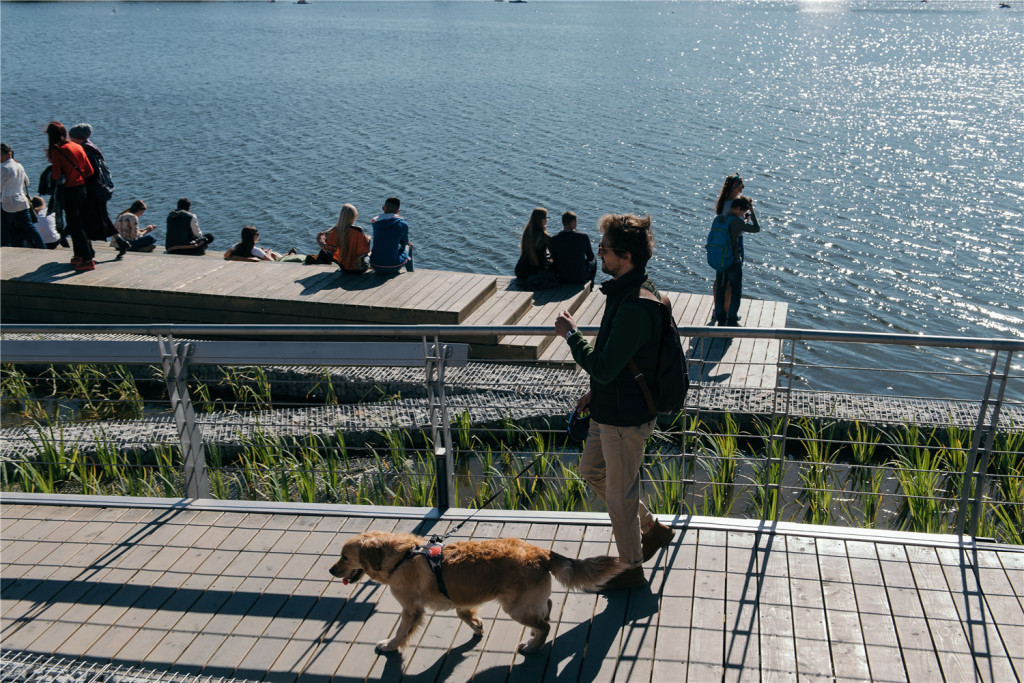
[594,566,646,592]
[641,521,675,561]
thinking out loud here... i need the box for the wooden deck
[1,497,1021,682]
[0,247,787,389]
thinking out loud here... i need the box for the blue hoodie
[369,212,410,270]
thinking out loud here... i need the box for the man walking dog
[554,213,674,591]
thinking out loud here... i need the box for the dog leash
[429,453,546,544]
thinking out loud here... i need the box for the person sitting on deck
[166,198,214,255]
[514,207,558,290]
[224,225,285,261]
[31,197,62,249]
[317,202,370,273]
[112,200,158,254]
[369,196,413,274]
[550,210,597,286]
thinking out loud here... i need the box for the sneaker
[641,521,675,561]
[73,259,95,272]
[71,256,84,265]
[594,566,646,592]
[114,236,129,256]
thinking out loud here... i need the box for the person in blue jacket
[370,196,413,274]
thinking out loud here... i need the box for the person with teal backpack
[707,195,760,326]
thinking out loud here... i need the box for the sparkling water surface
[1,1,1021,398]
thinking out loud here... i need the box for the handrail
[3,323,1023,352]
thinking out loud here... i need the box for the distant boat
[294,0,310,4]
[509,0,526,3]
[999,2,1010,7]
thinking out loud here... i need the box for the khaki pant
[579,418,657,567]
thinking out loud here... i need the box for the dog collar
[388,541,450,599]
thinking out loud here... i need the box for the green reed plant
[453,410,478,456]
[891,424,946,534]
[152,444,180,497]
[795,418,839,525]
[1,364,47,420]
[306,368,339,405]
[936,420,972,504]
[206,444,231,499]
[294,438,321,504]
[191,379,218,414]
[697,413,741,517]
[26,422,80,492]
[750,417,788,520]
[991,421,1024,476]
[542,464,589,513]
[644,456,684,515]
[59,364,144,421]
[219,366,273,412]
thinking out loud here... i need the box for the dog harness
[388,541,449,599]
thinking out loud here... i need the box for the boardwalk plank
[757,533,798,682]
[724,530,762,682]
[816,538,871,681]
[933,546,1022,683]
[786,535,835,680]
[7,502,1018,682]
[688,529,727,681]
[875,543,945,683]
[846,541,907,683]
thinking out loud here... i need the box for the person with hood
[369,195,413,274]
[68,123,115,241]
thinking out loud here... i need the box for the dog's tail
[547,552,629,591]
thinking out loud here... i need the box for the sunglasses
[597,243,625,256]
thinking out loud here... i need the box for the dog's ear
[359,536,387,572]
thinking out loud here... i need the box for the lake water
[1,0,1021,399]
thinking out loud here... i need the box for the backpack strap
[628,358,658,417]
[53,146,87,177]
[628,287,670,417]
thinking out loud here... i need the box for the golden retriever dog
[329,530,627,654]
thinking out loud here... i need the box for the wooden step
[491,283,592,361]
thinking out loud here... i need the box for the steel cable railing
[1,324,1021,543]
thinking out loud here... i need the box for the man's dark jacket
[567,268,662,426]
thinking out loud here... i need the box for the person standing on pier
[710,196,759,326]
[1,143,45,249]
[712,174,761,326]
[46,122,96,270]
[68,124,115,242]
[554,213,675,591]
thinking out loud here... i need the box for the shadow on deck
[1,496,1020,682]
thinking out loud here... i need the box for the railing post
[768,338,798,523]
[956,350,1014,537]
[158,335,210,499]
[424,335,455,510]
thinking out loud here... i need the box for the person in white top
[224,225,283,261]
[1,143,45,248]
[30,197,62,249]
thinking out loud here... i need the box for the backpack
[705,214,735,271]
[629,289,690,416]
[38,166,56,196]
[89,154,114,201]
